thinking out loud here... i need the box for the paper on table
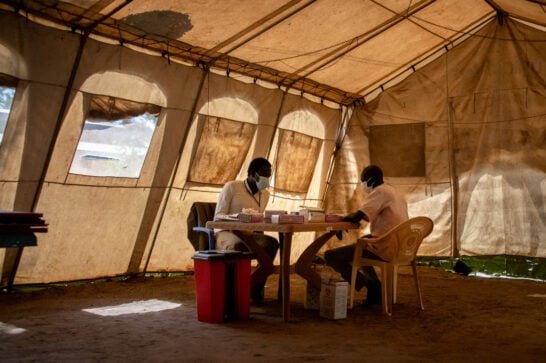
[215,214,239,221]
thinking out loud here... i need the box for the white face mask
[361,179,374,194]
[256,176,270,190]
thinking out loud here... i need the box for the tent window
[274,129,322,193]
[69,94,159,178]
[369,123,425,177]
[188,115,256,185]
[0,74,17,145]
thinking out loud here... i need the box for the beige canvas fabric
[0,1,544,285]
[325,18,546,258]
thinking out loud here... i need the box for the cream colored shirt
[359,183,408,260]
[213,180,273,250]
[214,179,269,219]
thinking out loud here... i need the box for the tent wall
[0,12,343,285]
[0,10,544,286]
[324,18,546,258]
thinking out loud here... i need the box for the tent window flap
[274,129,322,193]
[369,123,426,178]
[69,94,159,178]
[188,115,256,185]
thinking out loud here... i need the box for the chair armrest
[192,226,216,250]
[355,236,380,258]
[357,236,379,247]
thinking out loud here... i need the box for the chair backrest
[186,202,216,251]
[390,216,434,264]
[195,202,216,227]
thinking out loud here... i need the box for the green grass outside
[418,255,546,280]
[7,256,545,294]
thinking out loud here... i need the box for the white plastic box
[320,279,348,319]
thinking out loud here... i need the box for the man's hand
[342,210,365,224]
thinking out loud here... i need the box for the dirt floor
[1,266,545,363]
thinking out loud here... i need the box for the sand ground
[1,266,545,362]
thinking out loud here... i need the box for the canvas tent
[0,0,544,286]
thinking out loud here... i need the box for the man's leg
[215,231,247,251]
[360,250,383,306]
[254,233,279,261]
[215,231,271,305]
[324,244,366,291]
[251,233,279,304]
[324,243,383,306]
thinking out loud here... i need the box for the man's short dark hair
[361,165,383,187]
[248,157,271,175]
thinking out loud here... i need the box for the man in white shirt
[214,157,279,304]
[324,165,409,307]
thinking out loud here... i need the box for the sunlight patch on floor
[0,322,26,334]
[474,272,544,282]
[82,299,181,316]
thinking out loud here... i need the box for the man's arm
[214,184,232,220]
[342,210,369,224]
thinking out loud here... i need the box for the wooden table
[0,211,48,291]
[206,220,358,322]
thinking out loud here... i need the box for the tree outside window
[0,86,15,145]
[69,95,159,178]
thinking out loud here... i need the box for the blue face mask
[256,176,270,190]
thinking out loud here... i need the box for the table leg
[281,232,292,322]
[294,231,336,289]
[277,233,284,302]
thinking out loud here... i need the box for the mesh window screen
[87,94,161,121]
[69,94,159,178]
[188,115,256,185]
[0,74,17,145]
[274,129,322,193]
[369,123,425,177]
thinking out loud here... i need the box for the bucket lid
[192,250,254,260]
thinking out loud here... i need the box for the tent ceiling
[1,0,545,106]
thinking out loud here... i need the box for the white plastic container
[319,279,348,319]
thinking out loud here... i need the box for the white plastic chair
[349,216,434,315]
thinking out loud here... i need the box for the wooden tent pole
[140,67,209,273]
[267,89,287,167]
[29,1,132,212]
[447,97,459,258]
[320,105,352,208]
[4,1,134,288]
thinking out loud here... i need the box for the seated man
[214,157,279,305]
[324,165,408,307]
